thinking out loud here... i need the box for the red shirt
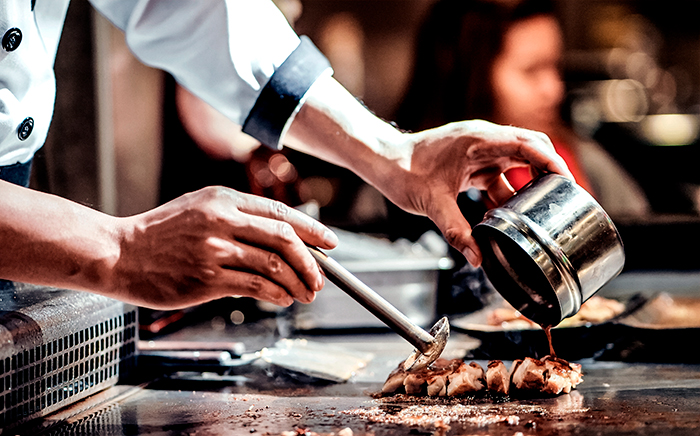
[505,139,593,194]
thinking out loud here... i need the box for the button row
[3,22,34,140]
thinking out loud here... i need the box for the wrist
[284,75,411,186]
[95,215,128,299]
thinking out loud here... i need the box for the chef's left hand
[110,187,338,309]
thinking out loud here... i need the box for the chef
[0,0,571,310]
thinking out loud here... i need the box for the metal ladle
[307,246,449,371]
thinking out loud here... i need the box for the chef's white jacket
[0,0,331,167]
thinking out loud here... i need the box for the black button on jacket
[2,28,23,52]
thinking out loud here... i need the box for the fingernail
[323,229,339,247]
[464,247,480,266]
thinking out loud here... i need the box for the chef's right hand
[111,186,338,310]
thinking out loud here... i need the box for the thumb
[428,196,483,267]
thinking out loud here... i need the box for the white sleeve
[88,0,301,128]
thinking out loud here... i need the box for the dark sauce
[544,325,556,358]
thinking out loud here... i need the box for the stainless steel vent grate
[39,404,125,436]
[0,284,137,429]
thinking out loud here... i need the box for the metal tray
[290,229,453,330]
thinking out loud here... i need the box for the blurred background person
[389,0,650,315]
[391,0,649,243]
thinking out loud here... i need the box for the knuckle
[195,238,223,264]
[266,252,283,274]
[200,185,228,200]
[442,227,465,250]
[195,186,237,215]
[188,186,222,208]
[195,268,218,286]
[202,235,221,252]
[270,200,291,219]
[276,221,295,243]
[245,274,266,294]
[190,257,219,283]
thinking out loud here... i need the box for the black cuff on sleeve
[242,36,332,150]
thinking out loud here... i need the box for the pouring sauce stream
[544,325,556,358]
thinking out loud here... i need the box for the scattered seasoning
[341,394,589,430]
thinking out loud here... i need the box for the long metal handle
[307,246,435,353]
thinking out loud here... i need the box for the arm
[85,0,570,267]
[0,181,119,295]
[283,76,573,265]
[88,0,304,131]
[0,181,337,309]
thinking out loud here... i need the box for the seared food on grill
[485,360,510,395]
[382,356,582,397]
[446,361,487,396]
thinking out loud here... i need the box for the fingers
[215,191,335,295]
[485,173,515,206]
[214,269,296,307]
[236,193,338,249]
[216,238,315,303]
[426,193,482,266]
[227,212,324,293]
[118,187,336,310]
[515,128,573,180]
[235,194,338,293]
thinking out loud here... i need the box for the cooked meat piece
[486,360,510,395]
[403,372,426,395]
[543,362,572,394]
[381,362,407,394]
[510,357,547,391]
[446,361,486,396]
[382,358,459,396]
[404,358,460,396]
[541,355,583,394]
[510,356,584,395]
[425,358,461,396]
[566,361,583,387]
[426,374,447,396]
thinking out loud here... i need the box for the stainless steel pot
[472,173,625,327]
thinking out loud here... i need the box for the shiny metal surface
[17,282,700,436]
[308,246,448,370]
[21,340,700,436]
[401,317,449,372]
[295,229,452,331]
[0,284,138,430]
[473,174,625,326]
